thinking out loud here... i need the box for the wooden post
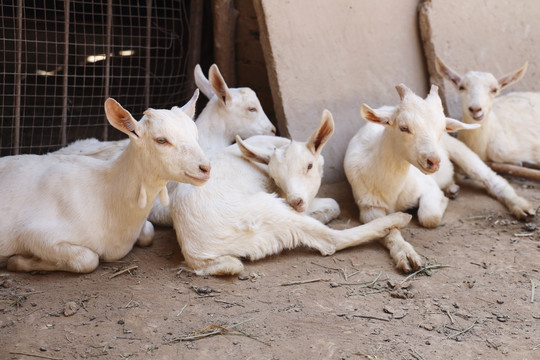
[186,0,204,95]
[487,162,540,181]
[212,0,238,86]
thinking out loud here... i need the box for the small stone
[329,282,340,288]
[496,299,504,304]
[63,301,79,317]
[40,347,47,352]
[523,223,537,232]
[233,341,239,345]
[196,286,212,294]
[383,305,395,314]
[117,319,125,325]
[455,336,463,342]
[238,275,249,281]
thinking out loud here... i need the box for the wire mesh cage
[1,0,197,156]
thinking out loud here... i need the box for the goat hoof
[445,184,460,199]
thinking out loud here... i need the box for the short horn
[395,83,412,100]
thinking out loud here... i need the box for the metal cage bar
[1,0,198,156]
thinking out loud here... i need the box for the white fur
[436,57,540,166]
[55,64,276,226]
[172,110,412,275]
[0,93,210,273]
[344,84,535,273]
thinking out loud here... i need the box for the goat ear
[209,64,233,106]
[194,64,215,99]
[104,98,141,139]
[360,104,394,126]
[180,89,199,119]
[307,109,334,155]
[236,135,271,165]
[498,61,527,90]
[435,56,462,87]
[445,117,481,132]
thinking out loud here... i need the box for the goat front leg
[417,184,448,228]
[308,197,341,224]
[444,134,534,219]
[360,206,423,273]
[7,243,99,273]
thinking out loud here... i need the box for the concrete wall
[254,0,428,182]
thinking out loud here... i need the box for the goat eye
[155,138,169,145]
[399,126,410,133]
[458,85,465,91]
[248,107,257,112]
[490,88,498,94]
[307,163,313,171]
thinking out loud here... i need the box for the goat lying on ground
[435,57,540,166]
[172,109,412,275]
[0,93,210,273]
[344,84,535,273]
[56,63,275,226]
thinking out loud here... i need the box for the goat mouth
[417,161,439,174]
[471,113,484,121]
[184,171,210,184]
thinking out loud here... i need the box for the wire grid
[1,0,193,156]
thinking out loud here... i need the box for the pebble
[63,301,79,317]
[196,286,213,294]
[330,282,340,288]
[40,347,47,352]
[523,223,537,232]
[117,319,125,325]
[238,275,249,281]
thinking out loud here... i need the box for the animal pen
[0,0,212,156]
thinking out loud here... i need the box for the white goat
[171,110,412,276]
[55,63,276,226]
[0,93,210,273]
[435,57,540,166]
[344,84,535,273]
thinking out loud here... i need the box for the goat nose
[468,106,481,114]
[290,198,304,212]
[426,156,440,171]
[199,163,211,175]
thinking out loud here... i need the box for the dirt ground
[1,176,539,360]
